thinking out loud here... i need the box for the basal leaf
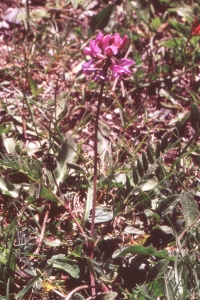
[54,134,77,188]
[47,257,80,278]
[89,207,113,224]
[180,192,199,227]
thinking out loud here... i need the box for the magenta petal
[101,35,111,49]
[95,32,104,43]
[110,33,120,45]
[118,35,128,49]
[109,64,132,76]
[89,40,102,57]
[109,65,130,73]
[84,46,92,56]
[82,59,97,74]
[105,45,118,56]
[118,58,135,67]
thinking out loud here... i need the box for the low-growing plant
[0,0,200,299]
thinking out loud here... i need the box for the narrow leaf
[142,152,148,172]
[160,134,168,153]
[155,141,160,158]
[132,165,139,185]
[90,4,114,34]
[146,145,154,164]
[137,157,143,177]
[112,244,175,261]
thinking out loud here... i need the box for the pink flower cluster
[82,32,134,81]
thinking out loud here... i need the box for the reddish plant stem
[65,202,86,236]
[90,81,105,241]
[65,285,90,300]
[90,65,109,296]
[51,170,86,237]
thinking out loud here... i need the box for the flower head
[82,32,134,82]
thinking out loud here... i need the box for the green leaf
[155,141,160,158]
[0,123,11,135]
[180,192,199,227]
[28,77,43,100]
[146,145,154,164]
[137,158,143,177]
[97,121,111,168]
[112,244,175,261]
[161,38,184,48]
[151,17,161,31]
[126,174,132,192]
[89,207,113,224]
[55,97,69,124]
[40,186,57,201]
[169,20,189,36]
[47,256,80,278]
[160,134,168,153]
[132,165,139,185]
[15,273,42,298]
[90,4,114,34]
[54,134,77,188]
[147,277,165,297]
[0,252,7,265]
[15,265,51,298]
[142,176,158,191]
[142,152,148,172]
[190,103,200,132]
